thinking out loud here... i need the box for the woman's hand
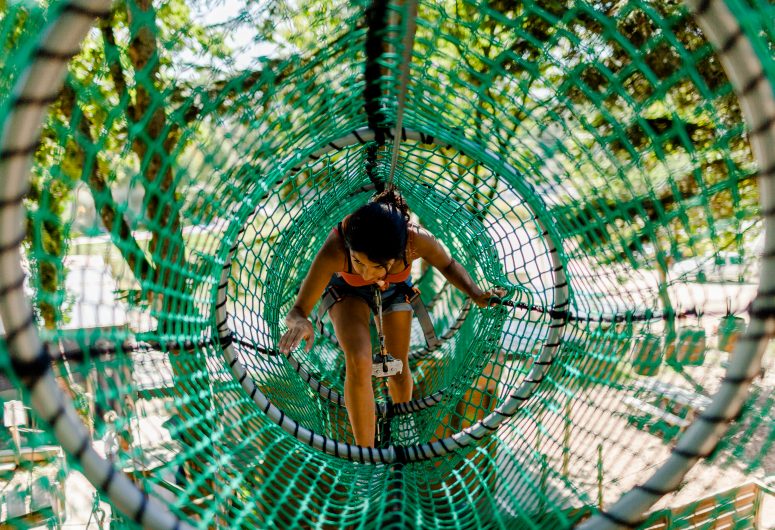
[279,315,315,354]
[472,287,508,308]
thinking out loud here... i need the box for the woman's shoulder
[319,224,347,267]
[409,223,433,240]
[407,223,435,259]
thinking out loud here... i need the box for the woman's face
[350,250,395,282]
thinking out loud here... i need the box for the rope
[387,0,418,186]
[363,0,390,190]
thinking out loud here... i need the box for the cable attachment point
[372,352,403,378]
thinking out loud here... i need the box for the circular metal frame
[214,127,569,463]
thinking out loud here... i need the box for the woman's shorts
[326,274,414,315]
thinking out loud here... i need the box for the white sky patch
[179,0,281,74]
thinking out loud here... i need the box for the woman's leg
[382,309,414,403]
[329,296,375,447]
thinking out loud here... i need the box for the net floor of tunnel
[1,247,774,528]
[2,0,775,528]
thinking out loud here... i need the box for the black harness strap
[396,283,441,350]
[317,284,343,334]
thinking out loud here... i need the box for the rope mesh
[0,0,773,528]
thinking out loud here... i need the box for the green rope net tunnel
[1,0,774,528]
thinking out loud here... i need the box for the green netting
[1,0,774,528]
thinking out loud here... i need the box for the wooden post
[597,443,604,510]
[536,409,544,455]
[8,425,21,465]
[85,373,96,438]
[540,453,548,513]
[630,333,663,376]
[3,400,27,465]
[717,315,747,354]
[677,326,707,365]
[562,396,572,479]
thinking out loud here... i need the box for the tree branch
[60,83,155,282]
[99,13,137,119]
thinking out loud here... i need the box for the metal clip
[372,353,403,377]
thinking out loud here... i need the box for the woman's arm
[288,235,342,318]
[413,227,502,307]
[280,233,343,353]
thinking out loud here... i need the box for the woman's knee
[344,349,373,379]
[329,297,372,373]
[391,368,412,385]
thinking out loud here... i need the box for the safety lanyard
[374,287,388,367]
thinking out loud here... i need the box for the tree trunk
[125,0,214,496]
[126,0,187,303]
[59,83,155,282]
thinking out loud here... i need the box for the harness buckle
[408,285,421,302]
[316,284,344,334]
[326,284,343,303]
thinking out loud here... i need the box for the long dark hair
[343,187,410,267]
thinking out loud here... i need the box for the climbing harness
[316,281,441,350]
